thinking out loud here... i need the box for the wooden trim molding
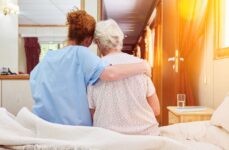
[0,75,30,80]
[81,0,85,10]
[214,47,229,59]
[97,0,102,21]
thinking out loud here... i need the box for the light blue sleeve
[78,46,109,85]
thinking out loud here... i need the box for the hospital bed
[0,95,228,150]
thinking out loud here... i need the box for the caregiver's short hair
[94,19,124,51]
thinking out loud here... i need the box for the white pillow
[210,95,229,132]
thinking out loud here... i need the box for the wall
[199,52,229,109]
[18,36,27,73]
[85,0,99,55]
[198,2,229,109]
[213,59,229,107]
[85,0,98,21]
[19,27,68,42]
[198,3,214,108]
[0,0,18,72]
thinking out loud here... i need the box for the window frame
[214,0,229,59]
[39,42,64,60]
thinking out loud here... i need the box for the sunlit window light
[222,0,229,48]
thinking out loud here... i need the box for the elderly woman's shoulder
[124,53,143,63]
[113,52,143,64]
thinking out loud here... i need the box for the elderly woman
[87,19,160,135]
[30,10,151,126]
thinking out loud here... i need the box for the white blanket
[0,108,220,150]
[160,121,229,150]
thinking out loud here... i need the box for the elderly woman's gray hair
[94,19,124,52]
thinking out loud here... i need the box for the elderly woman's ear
[94,39,101,49]
[94,39,99,45]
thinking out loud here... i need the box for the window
[214,0,229,59]
[39,43,64,60]
[222,0,229,48]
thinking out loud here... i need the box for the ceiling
[19,0,81,25]
[102,0,158,53]
[19,0,158,53]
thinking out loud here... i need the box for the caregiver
[30,10,151,126]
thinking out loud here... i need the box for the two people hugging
[30,10,160,136]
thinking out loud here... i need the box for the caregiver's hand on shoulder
[142,60,152,77]
[100,60,151,81]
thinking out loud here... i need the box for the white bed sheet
[0,107,193,150]
[160,121,229,150]
[0,107,224,150]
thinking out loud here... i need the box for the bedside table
[167,106,214,125]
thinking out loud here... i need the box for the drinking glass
[177,94,186,107]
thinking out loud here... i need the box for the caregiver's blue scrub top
[30,45,107,126]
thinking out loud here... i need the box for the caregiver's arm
[100,61,151,81]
